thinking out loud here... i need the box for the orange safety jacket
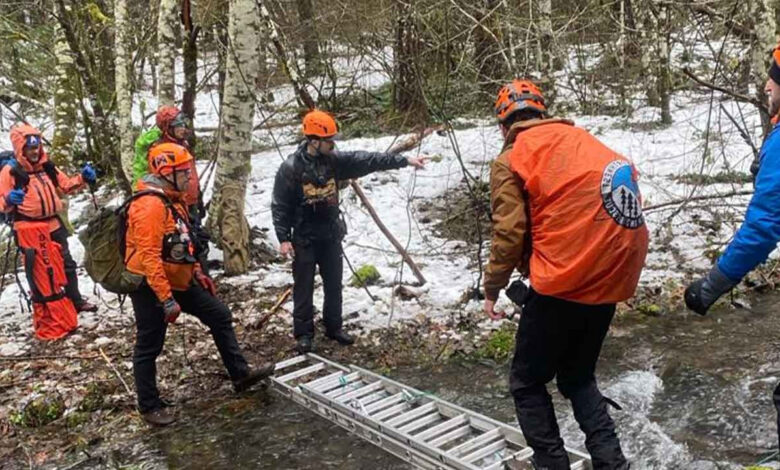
[124,177,199,302]
[0,124,85,232]
[508,120,649,304]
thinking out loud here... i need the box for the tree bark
[181,0,199,121]
[652,1,672,124]
[115,0,134,183]
[156,0,178,106]
[536,0,556,108]
[209,0,259,275]
[50,23,78,167]
[393,0,428,125]
[296,0,321,77]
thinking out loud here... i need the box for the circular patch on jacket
[600,160,644,229]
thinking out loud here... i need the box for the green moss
[637,303,662,316]
[79,382,108,412]
[477,325,516,363]
[65,411,90,429]
[10,393,65,428]
[350,264,381,287]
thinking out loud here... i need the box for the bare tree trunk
[536,0,556,108]
[209,0,259,275]
[653,1,672,124]
[296,0,321,77]
[749,0,775,135]
[50,23,78,167]
[156,0,178,106]
[115,0,134,182]
[393,0,428,125]
[181,0,199,121]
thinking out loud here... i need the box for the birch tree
[208,0,259,275]
[115,0,134,183]
[536,0,556,108]
[156,0,178,106]
[50,24,78,166]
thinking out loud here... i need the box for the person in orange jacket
[0,124,98,313]
[125,142,273,426]
[484,80,648,469]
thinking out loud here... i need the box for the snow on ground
[0,42,768,354]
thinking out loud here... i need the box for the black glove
[505,280,529,307]
[684,266,738,316]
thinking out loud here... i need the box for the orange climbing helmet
[148,142,194,176]
[302,109,339,139]
[494,79,546,122]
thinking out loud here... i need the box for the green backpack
[79,190,172,294]
[132,126,162,185]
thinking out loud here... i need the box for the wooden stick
[350,182,427,285]
[254,287,292,330]
[644,190,754,211]
[99,347,133,396]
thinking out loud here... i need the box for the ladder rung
[427,424,472,448]
[274,355,308,371]
[364,393,405,414]
[326,380,366,399]
[483,447,534,470]
[313,372,361,393]
[336,381,385,403]
[302,371,344,389]
[385,402,437,427]
[276,362,326,383]
[397,412,441,434]
[448,428,502,457]
[372,401,410,421]
[355,391,388,408]
[415,414,468,441]
[461,439,507,465]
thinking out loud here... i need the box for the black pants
[50,225,83,306]
[129,283,249,413]
[292,238,343,339]
[509,288,627,470]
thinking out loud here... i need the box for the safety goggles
[170,113,192,130]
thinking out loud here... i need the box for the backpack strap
[119,190,191,264]
[42,162,59,189]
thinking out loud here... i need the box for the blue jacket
[718,124,780,281]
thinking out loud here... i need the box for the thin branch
[682,67,766,111]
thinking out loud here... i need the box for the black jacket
[271,142,408,243]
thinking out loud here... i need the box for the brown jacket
[483,118,573,301]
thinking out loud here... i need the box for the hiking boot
[326,329,354,346]
[75,301,98,313]
[296,336,313,354]
[142,407,176,426]
[233,363,275,393]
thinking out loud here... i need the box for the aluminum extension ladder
[270,353,592,470]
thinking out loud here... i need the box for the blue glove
[81,163,96,185]
[5,189,25,206]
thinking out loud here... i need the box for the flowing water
[87,294,780,469]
